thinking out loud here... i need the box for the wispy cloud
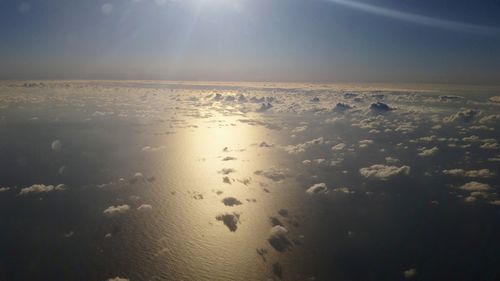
[326,0,500,36]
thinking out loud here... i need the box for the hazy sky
[1,0,500,83]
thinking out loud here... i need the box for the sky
[1,0,500,84]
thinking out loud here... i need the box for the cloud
[216,213,240,232]
[331,143,346,151]
[489,96,500,103]
[254,167,289,182]
[103,205,130,217]
[306,183,328,195]
[359,164,410,180]
[142,146,166,152]
[333,102,352,112]
[137,204,153,211]
[284,137,324,154]
[403,268,417,279]
[443,169,495,178]
[291,126,307,133]
[51,140,62,152]
[358,139,373,148]
[443,109,479,123]
[268,225,291,252]
[479,114,500,124]
[385,157,400,164]
[222,156,237,161]
[106,278,129,281]
[458,181,492,192]
[218,168,236,175]
[370,102,392,112]
[480,142,498,149]
[0,187,10,192]
[19,184,65,195]
[417,146,439,157]
[222,197,242,206]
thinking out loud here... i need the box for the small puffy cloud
[370,102,392,112]
[385,157,400,164]
[479,114,500,124]
[358,139,373,148]
[137,204,152,211]
[254,167,289,182]
[142,146,166,152]
[51,140,62,152]
[488,96,500,103]
[218,168,236,175]
[106,277,129,281]
[458,181,492,192]
[284,137,324,154]
[0,187,10,192]
[222,156,237,161]
[443,169,495,178]
[19,184,65,195]
[359,164,410,180]
[403,268,417,279]
[291,126,307,133]
[268,225,291,252]
[480,142,498,149]
[333,102,352,112]
[417,146,439,157]
[103,205,130,217]
[216,213,240,232]
[443,109,479,123]
[462,135,480,142]
[306,183,328,195]
[331,143,346,151]
[222,197,242,206]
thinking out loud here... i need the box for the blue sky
[1,0,500,83]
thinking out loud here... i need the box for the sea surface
[0,81,499,281]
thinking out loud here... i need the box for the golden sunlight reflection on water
[148,115,303,280]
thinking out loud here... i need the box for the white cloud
[284,137,324,154]
[331,143,346,151]
[479,114,500,124]
[137,204,153,211]
[458,181,492,192]
[0,187,10,192]
[359,164,410,180]
[359,139,373,146]
[254,167,289,182]
[443,169,495,178]
[19,184,65,195]
[417,146,439,157]
[306,183,328,195]
[291,126,307,133]
[51,140,62,152]
[106,277,129,281]
[443,109,479,123]
[480,142,498,149]
[403,268,417,279]
[142,146,166,152]
[385,156,400,164]
[103,205,130,217]
[488,96,500,103]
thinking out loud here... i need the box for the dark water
[0,81,499,281]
